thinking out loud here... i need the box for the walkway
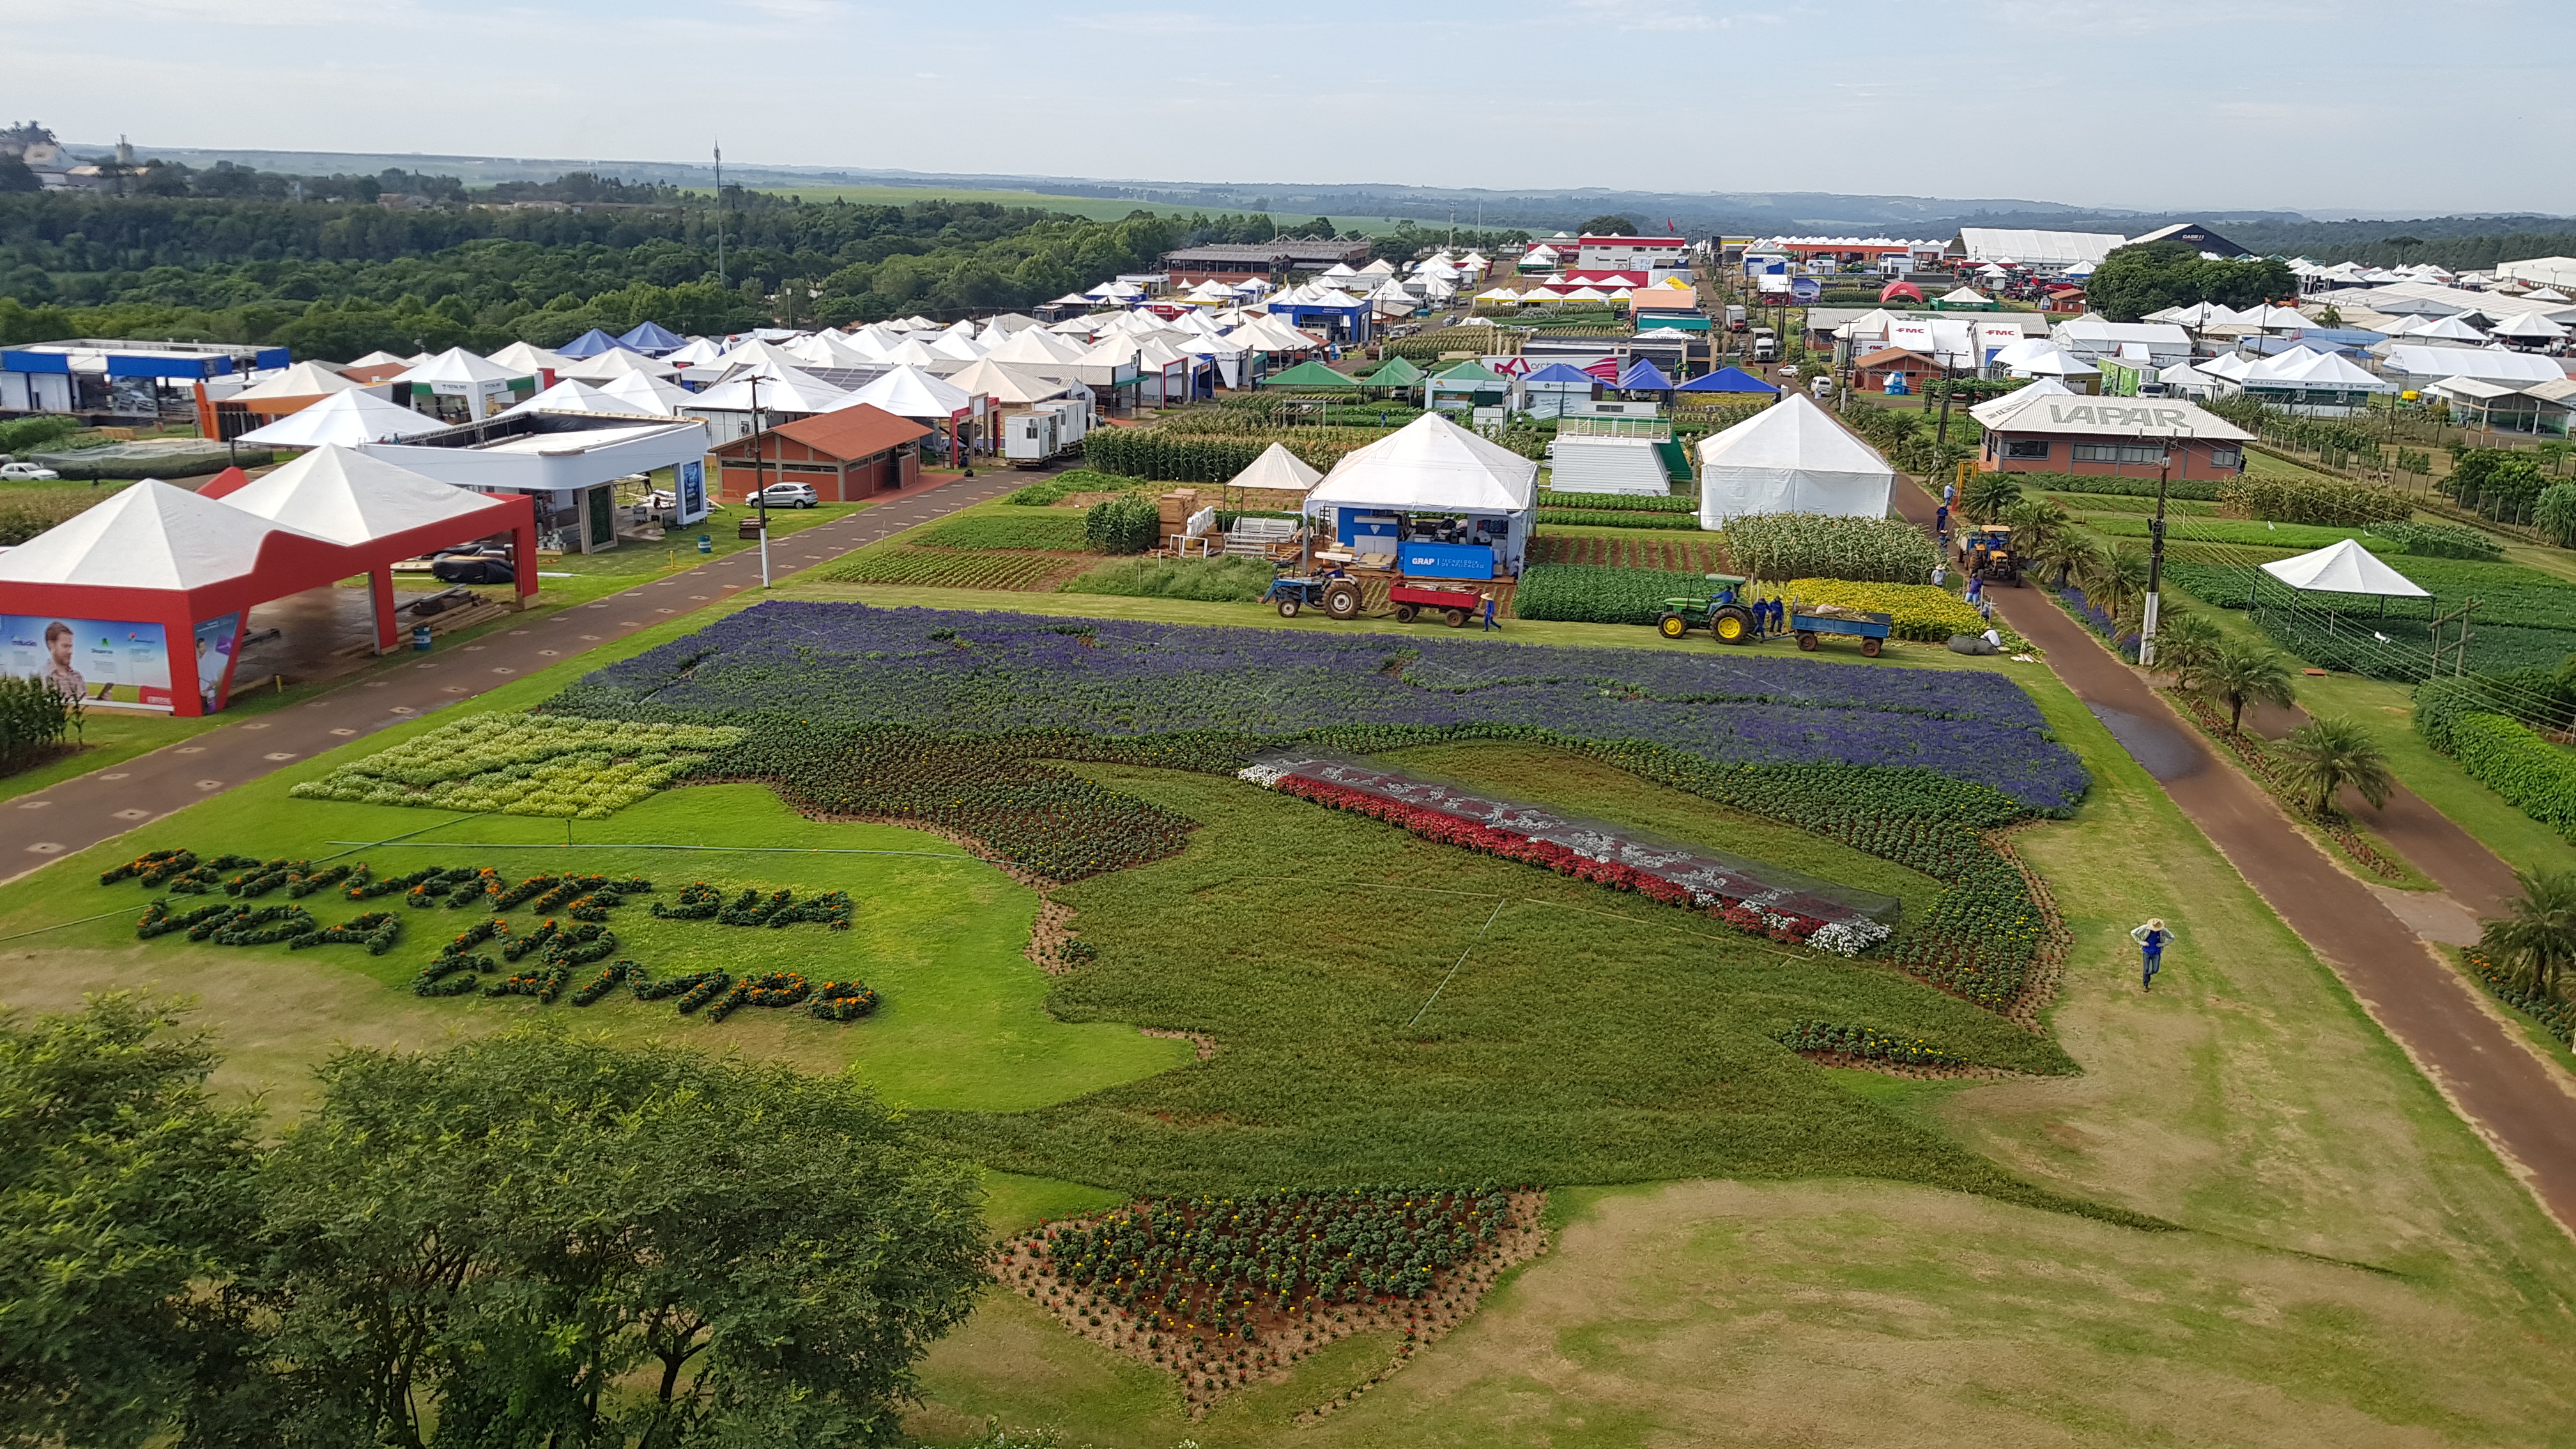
[1896,477,2576,1232]
[8,470,1021,882]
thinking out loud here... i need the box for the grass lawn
[528,496,878,607]
[903,632,2576,1448]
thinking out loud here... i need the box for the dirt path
[6,470,1019,884]
[1890,475,2576,1232]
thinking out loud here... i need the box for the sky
[12,0,2572,217]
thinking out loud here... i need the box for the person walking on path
[1935,503,1950,542]
[1480,592,1500,632]
[2131,917,2173,990]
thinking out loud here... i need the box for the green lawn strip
[2292,672,2576,878]
[0,673,339,807]
[527,497,878,606]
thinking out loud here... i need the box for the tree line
[0,995,987,1449]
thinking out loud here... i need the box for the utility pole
[2140,440,2176,668]
[749,374,770,588]
[713,142,727,287]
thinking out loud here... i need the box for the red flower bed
[1267,774,1832,947]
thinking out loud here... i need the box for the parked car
[753,482,820,509]
[0,462,61,482]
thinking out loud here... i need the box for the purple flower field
[571,602,2089,811]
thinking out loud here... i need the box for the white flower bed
[290,713,747,820]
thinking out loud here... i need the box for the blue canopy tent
[617,321,686,355]
[1516,362,1597,420]
[556,328,632,359]
[1676,365,1780,395]
[1616,358,1675,392]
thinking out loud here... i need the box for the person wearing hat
[2129,917,2173,990]
[1480,592,1499,632]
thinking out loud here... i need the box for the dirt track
[1892,475,2576,1232]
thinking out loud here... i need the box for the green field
[8,572,2576,1447]
[739,184,1401,235]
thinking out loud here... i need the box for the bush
[913,509,1091,551]
[1000,470,1141,507]
[2218,475,2411,526]
[2444,448,2550,524]
[0,486,107,546]
[1721,512,1940,584]
[2537,482,2576,549]
[0,673,78,774]
[2025,473,2228,502]
[1082,427,1383,482]
[1060,556,1276,602]
[1084,493,1161,555]
[2447,712,2576,839]
[2372,519,2504,560]
[1538,509,1704,531]
[1538,490,1694,513]
[1512,564,1709,625]
[0,413,83,454]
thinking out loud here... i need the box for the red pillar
[512,518,539,607]
[165,610,204,719]
[371,567,399,653]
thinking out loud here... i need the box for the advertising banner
[1,616,173,712]
[192,612,245,714]
[1889,319,1936,354]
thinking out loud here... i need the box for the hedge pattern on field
[2441,712,2576,839]
[2024,473,2226,503]
[1536,509,1704,531]
[289,714,747,819]
[1538,491,1695,514]
[816,545,1091,591]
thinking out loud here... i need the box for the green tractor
[1655,574,1759,644]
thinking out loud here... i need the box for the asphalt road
[7,470,1020,884]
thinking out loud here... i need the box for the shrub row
[1538,490,1695,513]
[1721,512,1942,584]
[1512,564,1710,625]
[2432,710,2576,839]
[1537,508,1704,531]
[2026,473,2226,502]
[2218,474,2412,526]
[1081,427,1384,483]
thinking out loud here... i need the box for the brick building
[705,404,929,502]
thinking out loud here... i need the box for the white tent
[944,357,1071,406]
[985,326,1092,367]
[2490,312,2569,341]
[2380,346,2568,388]
[2243,346,2396,394]
[663,336,728,367]
[235,388,450,448]
[595,371,693,415]
[561,348,680,381]
[1308,413,1537,514]
[0,478,325,590]
[2258,538,2430,597]
[1230,441,1324,494]
[229,360,367,404]
[344,349,410,369]
[217,445,494,546]
[1938,287,1993,306]
[828,364,971,422]
[390,347,530,422]
[498,378,669,420]
[1695,395,1896,528]
[683,367,849,421]
[787,331,876,369]
[2405,314,2488,342]
[486,341,575,377]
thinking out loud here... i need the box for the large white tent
[1304,413,1538,575]
[663,336,728,367]
[944,357,1072,406]
[2258,538,2430,598]
[0,478,325,591]
[499,378,669,420]
[390,347,530,422]
[829,364,971,422]
[486,341,575,378]
[595,371,694,415]
[1695,395,1896,528]
[235,388,451,448]
[218,445,497,548]
[229,360,368,406]
[561,348,680,382]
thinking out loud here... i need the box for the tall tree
[2085,241,2299,323]
[0,995,262,1449]
[2481,868,2576,1000]
[252,1029,988,1449]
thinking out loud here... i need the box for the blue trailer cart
[1790,606,1893,657]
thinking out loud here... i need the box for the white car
[753,481,820,509]
[0,462,61,482]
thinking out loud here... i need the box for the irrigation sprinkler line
[0,908,142,946]
[324,841,976,860]
[1407,897,1508,1030]
[311,813,491,865]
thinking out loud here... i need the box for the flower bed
[1241,755,1894,955]
[997,1186,1545,1417]
[1778,578,2027,648]
[1773,1019,1967,1066]
[2464,947,2576,1047]
[290,713,747,819]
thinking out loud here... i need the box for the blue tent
[1616,358,1675,392]
[557,328,632,358]
[1522,363,1597,385]
[1676,365,1780,395]
[618,320,686,355]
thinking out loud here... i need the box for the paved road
[8,470,1021,884]
[1894,475,2576,1232]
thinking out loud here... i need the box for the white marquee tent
[1230,441,1324,494]
[234,387,450,448]
[1303,413,1538,574]
[2259,538,2430,599]
[1695,394,1896,528]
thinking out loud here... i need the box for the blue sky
[15,0,2570,215]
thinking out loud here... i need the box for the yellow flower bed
[1776,578,2028,649]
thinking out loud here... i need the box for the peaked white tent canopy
[229,360,367,404]
[2258,538,2430,597]
[499,378,670,420]
[1230,441,1324,494]
[828,364,972,422]
[486,341,575,377]
[944,357,1071,405]
[1308,413,1538,514]
[0,479,326,591]
[235,387,451,448]
[2243,346,2396,393]
[218,445,498,546]
[2491,312,2570,341]
[985,326,1092,366]
[662,336,728,367]
[391,346,530,421]
[595,371,693,415]
[562,348,680,381]
[1695,395,1896,528]
[344,349,410,369]
[686,367,850,416]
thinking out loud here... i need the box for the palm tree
[2078,541,2153,617]
[2277,716,2394,819]
[2024,531,2096,589]
[2480,868,2576,1000]
[2153,611,2225,684]
[2198,641,2296,732]
[1962,472,2023,523]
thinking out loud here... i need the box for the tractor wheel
[1393,604,1419,624]
[1276,599,1301,618]
[1323,582,1363,620]
[1796,631,1820,651]
[1444,608,1469,628]
[1710,606,1752,644]
[1860,636,1883,657]
[1657,612,1690,639]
